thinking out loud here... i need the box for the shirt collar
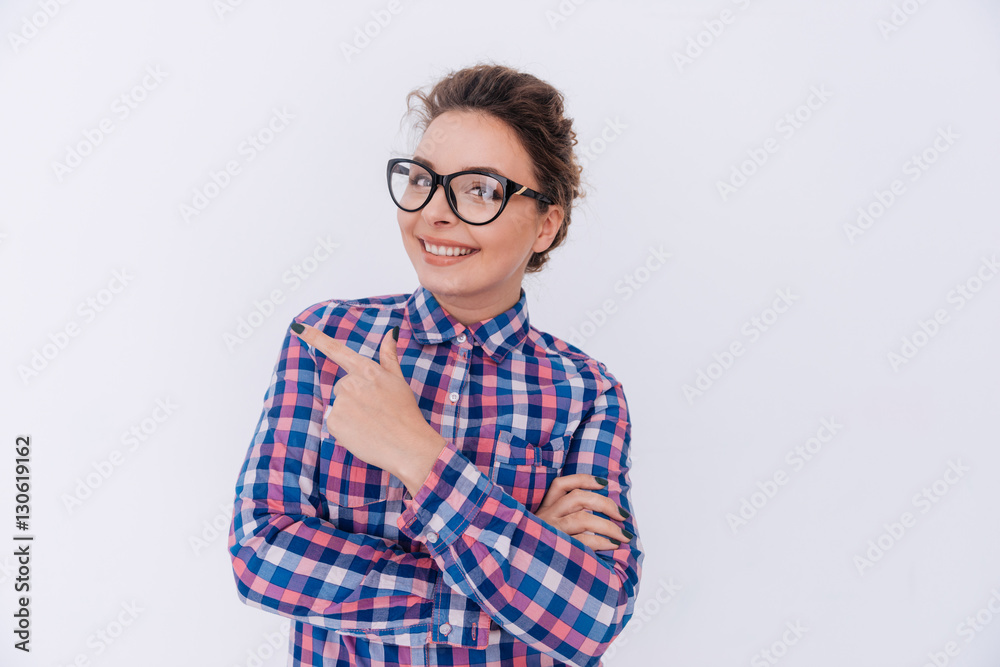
[404,284,531,364]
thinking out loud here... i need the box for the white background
[2,1,999,666]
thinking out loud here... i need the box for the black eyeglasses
[386,158,554,225]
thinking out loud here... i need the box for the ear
[532,204,565,254]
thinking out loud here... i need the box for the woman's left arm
[396,373,642,667]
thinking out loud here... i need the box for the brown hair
[403,62,584,273]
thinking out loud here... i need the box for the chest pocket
[321,436,405,509]
[482,427,570,513]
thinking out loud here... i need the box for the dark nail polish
[594,476,608,486]
[618,506,630,519]
[392,325,399,341]
[610,538,621,547]
[622,529,634,541]
[290,322,304,334]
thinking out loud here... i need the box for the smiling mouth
[420,238,480,258]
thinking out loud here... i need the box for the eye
[466,180,501,201]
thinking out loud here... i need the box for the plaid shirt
[229,285,643,666]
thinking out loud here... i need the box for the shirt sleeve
[396,367,643,667]
[228,310,439,634]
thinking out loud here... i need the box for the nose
[421,183,460,225]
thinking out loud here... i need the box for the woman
[229,63,643,667]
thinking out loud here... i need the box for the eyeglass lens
[389,161,505,224]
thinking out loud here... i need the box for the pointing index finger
[291,322,365,375]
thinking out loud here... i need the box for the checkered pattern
[229,285,643,666]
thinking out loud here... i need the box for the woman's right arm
[227,309,436,633]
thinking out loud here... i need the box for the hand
[291,323,446,496]
[534,474,633,552]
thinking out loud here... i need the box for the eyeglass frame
[386,157,555,226]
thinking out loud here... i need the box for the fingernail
[618,506,630,519]
[610,538,621,547]
[291,322,304,334]
[392,325,399,341]
[594,476,608,486]
[622,529,634,541]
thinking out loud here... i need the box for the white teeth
[423,241,476,257]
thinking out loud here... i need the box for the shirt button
[440,623,452,636]
[426,532,438,544]
[448,391,459,403]
[456,333,466,343]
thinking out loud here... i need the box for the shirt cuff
[396,439,493,550]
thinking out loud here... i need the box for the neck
[431,283,522,327]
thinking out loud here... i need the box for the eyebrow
[412,155,505,176]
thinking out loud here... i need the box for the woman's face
[396,110,563,323]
